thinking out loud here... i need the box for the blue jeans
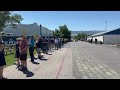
[29,47,34,62]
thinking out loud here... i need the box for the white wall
[87,37,92,41]
[104,35,120,44]
[93,36,103,42]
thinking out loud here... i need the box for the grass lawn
[5,48,37,67]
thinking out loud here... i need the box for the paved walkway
[4,45,75,79]
[71,41,120,79]
[4,41,120,79]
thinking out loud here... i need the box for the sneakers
[23,67,28,71]
[38,56,42,59]
[31,61,34,63]
[18,66,27,71]
[16,64,21,68]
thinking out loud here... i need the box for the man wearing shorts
[19,35,28,71]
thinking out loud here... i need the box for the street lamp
[40,24,42,37]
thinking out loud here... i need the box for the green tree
[53,29,60,37]
[59,25,71,39]
[53,25,71,40]
[0,11,23,32]
[74,35,78,40]
[74,33,88,41]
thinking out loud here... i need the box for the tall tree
[74,33,88,41]
[59,25,71,39]
[53,29,60,37]
[53,25,71,40]
[0,11,23,32]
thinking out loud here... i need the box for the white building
[3,23,53,36]
[90,28,120,45]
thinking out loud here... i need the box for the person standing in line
[45,37,49,54]
[19,35,28,71]
[62,38,64,45]
[42,38,47,54]
[43,37,48,54]
[54,38,58,50]
[48,38,51,52]
[42,38,45,53]
[35,36,38,53]
[51,38,54,49]
[15,38,21,68]
[49,38,51,51]
[36,36,42,59]
[0,37,7,79]
[28,36,35,63]
[95,38,97,44]
[91,38,93,44]
[49,38,53,51]
[58,38,61,49]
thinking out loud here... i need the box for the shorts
[0,53,6,66]
[20,54,27,61]
[37,48,41,53]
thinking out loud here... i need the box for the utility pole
[105,20,108,31]
[40,24,42,37]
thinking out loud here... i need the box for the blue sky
[14,11,120,31]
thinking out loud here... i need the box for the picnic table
[4,44,15,55]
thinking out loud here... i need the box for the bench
[4,47,13,55]
[4,44,15,55]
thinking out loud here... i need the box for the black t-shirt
[16,43,19,53]
[36,39,42,48]
[50,39,54,43]
[42,39,48,46]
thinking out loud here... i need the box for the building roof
[3,23,53,36]
[91,28,120,37]
[91,31,109,36]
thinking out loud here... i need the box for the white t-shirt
[54,39,58,43]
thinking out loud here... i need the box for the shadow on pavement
[23,70,34,77]
[50,51,54,53]
[47,53,52,55]
[32,61,40,64]
[34,57,38,60]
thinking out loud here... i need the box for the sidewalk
[4,46,75,79]
[71,41,120,79]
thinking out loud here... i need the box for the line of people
[0,35,64,79]
[16,36,63,70]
